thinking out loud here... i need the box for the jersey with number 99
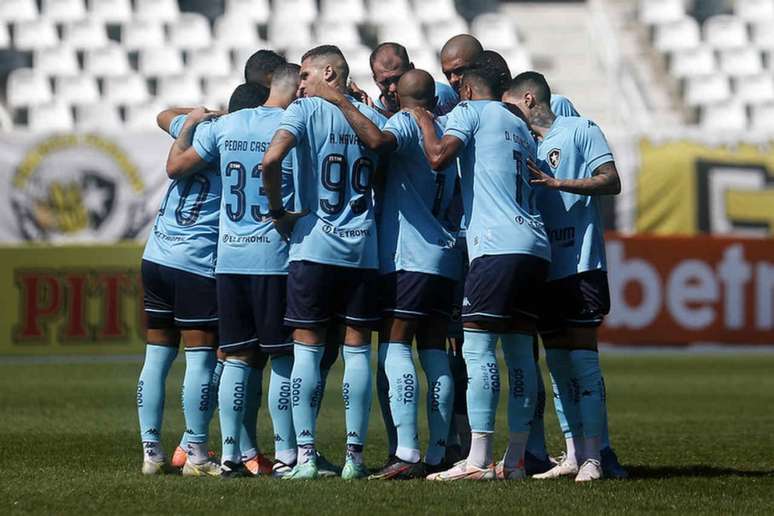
[278,96,387,269]
[444,100,550,264]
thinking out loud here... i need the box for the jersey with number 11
[278,96,387,269]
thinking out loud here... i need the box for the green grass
[1,353,773,514]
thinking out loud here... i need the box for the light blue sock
[239,367,262,459]
[501,334,537,434]
[291,343,324,447]
[342,345,372,447]
[211,359,224,407]
[182,349,217,445]
[461,329,499,433]
[137,344,178,443]
[316,342,338,416]
[269,354,296,461]
[377,342,398,455]
[545,348,582,446]
[570,350,605,444]
[601,374,611,449]
[418,348,454,466]
[526,359,549,460]
[218,359,252,464]
[384,342,418,462]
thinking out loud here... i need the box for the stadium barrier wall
[0,235,771,355]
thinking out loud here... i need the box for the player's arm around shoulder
[165,107,218,179]
[414,103,467,171]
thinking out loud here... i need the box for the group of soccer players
[136,32,628,482]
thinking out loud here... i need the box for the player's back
[193,106,294,274]
[143,114,221,277]
[550,94,579,117]
[446,100,550,263]
[279,96,387,269]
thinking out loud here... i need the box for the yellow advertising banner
[637,139,774,235]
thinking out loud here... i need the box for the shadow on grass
[627,465,774,479]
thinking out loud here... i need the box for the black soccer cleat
[524,450,555,476]
[220,460,252,479]
[368,458,426,480]
[601,447,628,479]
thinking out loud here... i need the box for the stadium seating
[0,23,9,49]
[63,18,109,49]
[320,0,366,23]
[42,0,87,23]
[472,13,520,52]
[135,0,180,23]
[0,0,38,23]
[125,101,163,130]
[84,44,131,77]
[157,74,203,105]
[121,19,166,50]
[169,13,212,50]
[54,74,100,105]
[13,19,59,50]
[103,74,150,105]
[214,17,262,49]
[75,102,122,130]
[88,0,132,23]
[224,0,271,23]
[29,102,74,131]
[138,47,185,76]
[7,69,53,108]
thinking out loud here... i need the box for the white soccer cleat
[495,460,526,480]
[141,459,167,476]
[532,454,579,479]
[575,459,603,482]
[426,460,496,481]
[182,458,222,477]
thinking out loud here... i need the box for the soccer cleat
[368,458,426,480]
[495,460,527,480]
[271,460,296,479]
[316,452,341,478]
[244,453,274,476]
[282,459,319,480]
[575,459,603,482]
[601,447,628,479]
[182,458,221,477]
[220,460,252,479]
[341,457,368,480]
[532,453,579,479]
[424,460,451,476]
[426,460,496,481]
[524,450,555,476]
[141,459,167,476]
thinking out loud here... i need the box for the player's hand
[272,209,309,241]
[348,81,374,108]
[304,76,342,104]
[527,159,562,189]
[409,106,432,123]
[187,106,219,125]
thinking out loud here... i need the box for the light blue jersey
[279,96,387,269]
[192,107,295,275]
[551,94,580,117]
[380,111,462,280]
[143,115,220,278]
[445,100,550,263]
[374,81,459,117]
[536,116,614,280]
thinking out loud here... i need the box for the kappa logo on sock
[300,429,313,438]
[274,434,284,442]
[224,436,236,445]
[185,428,194,435]
[347,431,360,439]
[146,428,160,436]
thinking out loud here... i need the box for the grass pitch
[1,352,773,515]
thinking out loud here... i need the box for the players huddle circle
[136,33,626,482]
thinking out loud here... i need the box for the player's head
[266,63,301,108]
[299,45,349,97]
[503,71,552,119]
[459,65,500,102]
[228,83,268,113]
[440,34,483,92]
[396,69,436,111]
[244,49,287,89]
[475,50,511,99]
[370,42,413,111]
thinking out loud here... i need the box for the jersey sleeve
[444,102,477,146]
[191,119,219,163]
[383,111,416,153]
[168,114,187,138]
[434,82,459,116]
[551,95,580,117]
[575,120,614,176]
[278,98,309,141]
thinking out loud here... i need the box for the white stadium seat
[751,21,774,49]
[735,74,774,103]
[670,46,716,77]
[125,102,162,130]
[685,74,730,105]
[188,47,233,77]
[0,0,38,23]
[638,0,685,25]
[88,0,132,23]
[315,21,362,51]
[157,74,203,106]
[701,104,747,131]
[378,21,427,52]
[63,19,109,49]
[103,74,150,105]
[54,74,100,104]
[368,0,411,23]
[718,47,763,76]
[84,44,131,77]
[75,102,123,131]
[735,0,774,21]
[42,0,86,23]
[703,15,748,50]
[7,69,53,108]
[503,47,533,74]
[273,0,318,23]
[350,73,379,100]
[121,19,166,51]
[750,102,774,131]
[472,13,520,51]
[214,17,261,49]
[425,17,469,49]
[169,13,212,50]
[653,17,700,51]
[408,47,441,75]
[203,74,242,109]
[135,0,180,23]
[0,23,9,49]
[29,103,74,131]
[14,20,58,50]
[34,47,80,76]
[321,0,366,23]
[138,47,184,76]
[268,19,313,50]
[343,45,373,76]
[224,0,270,23]
[413,0,458,23]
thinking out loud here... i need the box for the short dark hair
[369,42,410,69]
[301,45,349,80]
[474,50,511,97]
[461,65,502,97]
[271,62,301,90]
[244,49,287,86]
[508,71,552,104]
[228,82,268,112]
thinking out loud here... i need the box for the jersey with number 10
[192,106,295,275]
[142,114,221,277]
[444,100,550,263]
[278,96,387,269]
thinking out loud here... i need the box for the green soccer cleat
[316,452,341,478]
[282,460,319,480]
[341,457,368,480]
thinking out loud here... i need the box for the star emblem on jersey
[548,149,561,169]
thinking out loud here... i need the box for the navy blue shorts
[462,254,549,323]
[537,270,610,334]
[141,259,218,330]
[448,238,468,339]
[285,260,380,328]
[380,271,456,320]
[216,273,292,354]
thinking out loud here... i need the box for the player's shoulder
[563,115,603,134]
[353,99,388,125]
